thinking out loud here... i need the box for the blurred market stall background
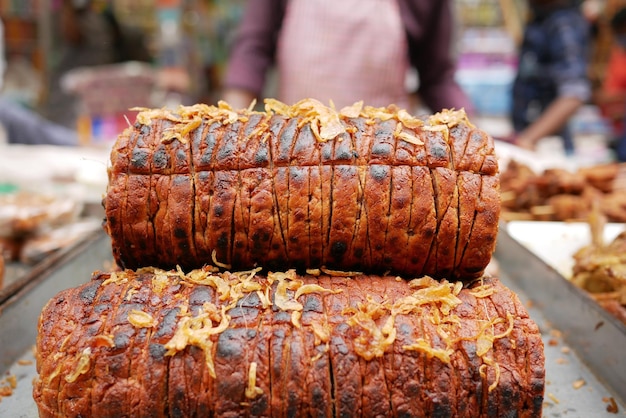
[0,0,625,276]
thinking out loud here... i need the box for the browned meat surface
[103,100,500,281]
[500,160,626,222]
[33,270,544,418]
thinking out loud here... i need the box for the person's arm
[515,96,583,149]
[221,0,286,109]
[401,0,474,114]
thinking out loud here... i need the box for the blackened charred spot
[431,402,453,418]
[431,143,447,159]
[287,392,299,417]
[94,303,109,314]
[199,152,212,167]
[322,146,332,161]
[371,143,392,157]
[214,205,223,217]
[273,311,291,322]
[228,306,258,321]
[138,241,147,250]
[423,227,435,238]
[370,165,389,182]
[239,292,261,309]
[411,257,419,264]
[255,145,269,165]
[139,124,150,136]
[331,241,347,258]
[471,131,484,142]
[217,233,228,249]
[114,332,130,349]
[293,124,314,155]
[175,149,187,166]
[192,123,205,147]
[131,149,149,170]
[353,247,363,258]
[383,256,393,264]
[310,256,321,266]
[174,228,186,239]
[107,216,116,227]
[235,240,245,249]
[272,243,280,250]
[290,167,306,184]
[216,329,244,358]
[217,139,235,161]
[252,231,270,243]
[330,335,350,355]
[173,175,187,186]
[153,148,169,170]
[303,295,323,312]
[335,147,352,161]
[397,322,413,337]
[250,398,269,416]
[395,196,408,207]
[78,282,100,304]
[289,236,299,243]
[244,113,263,137]
[171,390,186,417]
[149,343,167,360]
[178,242,188,251]
[154,308,180,338]
[278,119,297,161]
[189,286,212,305]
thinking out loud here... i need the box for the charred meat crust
[34,273,544,417]
[104,112,499,280]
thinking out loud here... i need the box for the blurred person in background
[0,18,77,146]
[596,7,626,162]
[221,0,473,115]
[510,0,591,155]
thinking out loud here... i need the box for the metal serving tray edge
[0,230,112,373]
[495,223,626,406]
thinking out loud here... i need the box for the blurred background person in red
[221,0,473,115]
[596,7,626,161]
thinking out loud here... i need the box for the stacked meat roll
[103,99,500,281]
[34,99,544,418]
[34,269,544,418]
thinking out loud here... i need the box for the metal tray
[0,230,112,417]
[0,227,624,417]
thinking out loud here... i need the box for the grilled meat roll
[34,268,544,418]
[103,100,500,281]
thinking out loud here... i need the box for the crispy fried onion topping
[342,276,515,391]
[102,269,513,392]
[128,98,472,146]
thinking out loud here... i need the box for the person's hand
[515,135,536,151]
